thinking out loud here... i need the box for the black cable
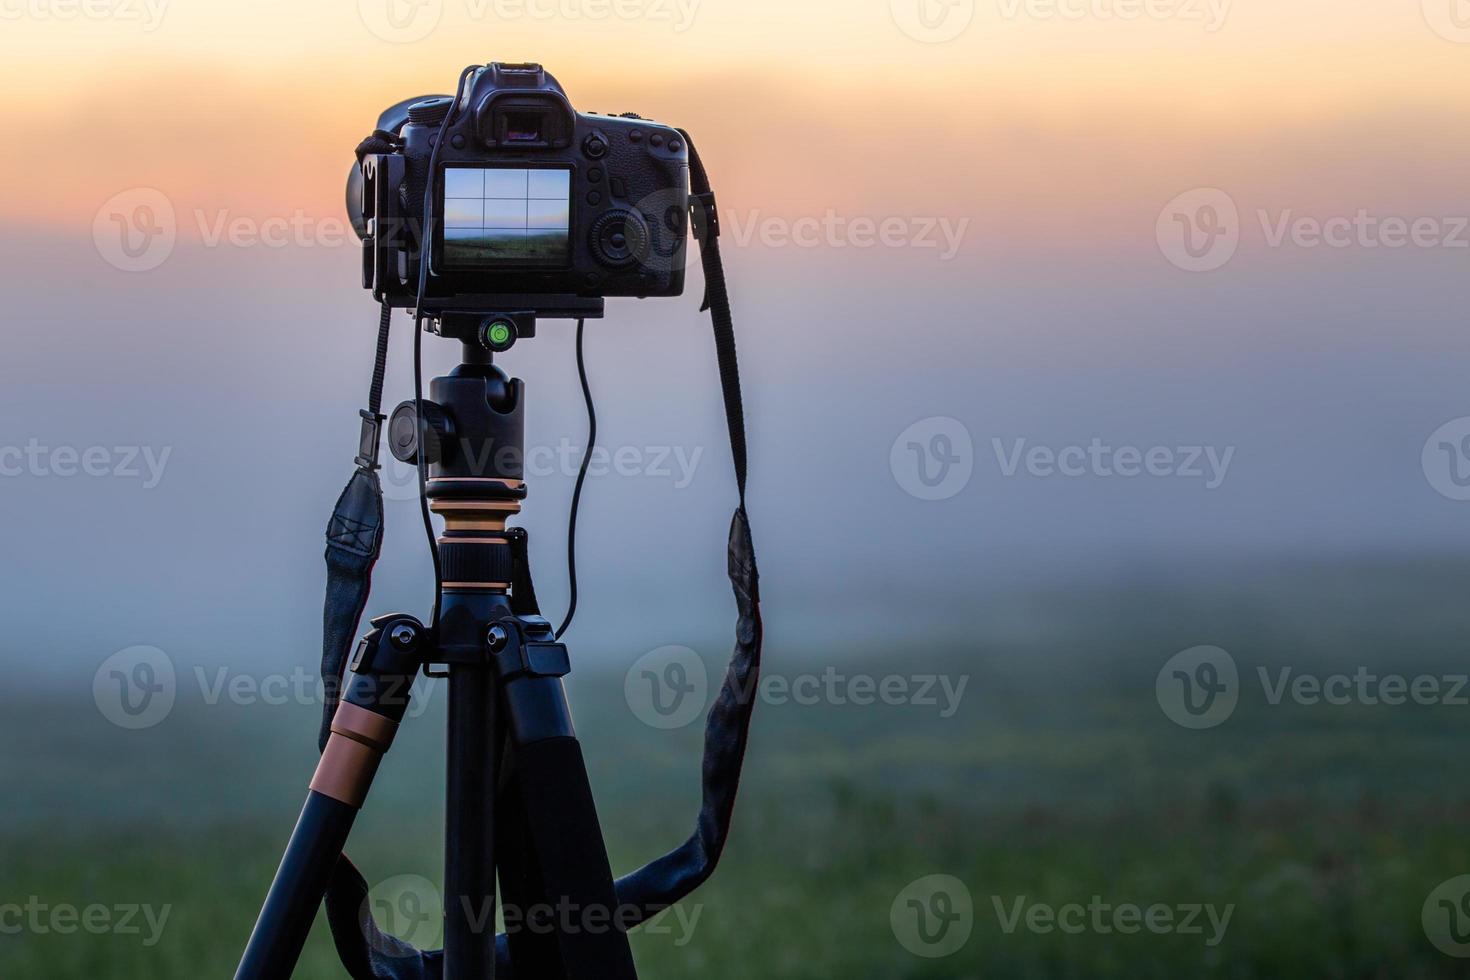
[413,65,476,630]
[555,318,594,640]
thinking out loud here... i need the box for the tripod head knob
[388,399,454,466]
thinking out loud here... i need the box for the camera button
[650,133,664,147]
[588,168,604,184]
[586,191,603,206]
[628,129,644,143]
[582,132,609,159]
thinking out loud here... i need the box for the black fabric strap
[368,300,392,416]
[317,133,761,978]
[356,129,404,164]
[681,130,748,506]
[319,301,392,750]
[607,131,762,922]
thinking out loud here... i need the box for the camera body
[355,63,690,328]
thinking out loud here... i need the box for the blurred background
[6,0,1470,976]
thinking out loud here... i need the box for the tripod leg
[444,661,499,978]
[493,626,639,980]
[234,616,426,980]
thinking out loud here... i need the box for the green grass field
[7,557,1470,978]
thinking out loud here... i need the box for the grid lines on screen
[442,167,571,267]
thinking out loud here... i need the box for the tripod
[235,340,638,980]
[237,119,757,980]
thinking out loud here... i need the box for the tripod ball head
[390,361,525,496]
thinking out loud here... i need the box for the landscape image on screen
[442,167,571,267]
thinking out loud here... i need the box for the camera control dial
[589,209,650,269]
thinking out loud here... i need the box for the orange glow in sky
[5,0,1469,253]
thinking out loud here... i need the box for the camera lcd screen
[442,166,571,268]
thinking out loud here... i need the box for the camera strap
[314,132,761,978]
[608,129,764,919]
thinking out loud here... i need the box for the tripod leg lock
[488,616,570,680]
[309,613,429,808]
[310,702,400,807]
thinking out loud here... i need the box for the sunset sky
[5,1,1470,672]
[6,0,1470,246]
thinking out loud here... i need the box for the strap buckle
[691,191,719,243]
[355,409,386,470]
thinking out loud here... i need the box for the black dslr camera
[349,62,690,338]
